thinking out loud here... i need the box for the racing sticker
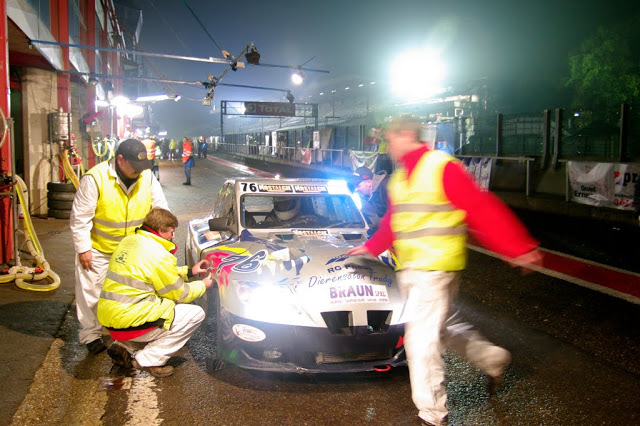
[328,283,389,305]
[240,182,293,193]
[292,229,329,236]
[206,249,268,287]
[293,184,328,193]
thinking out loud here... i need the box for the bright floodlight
[291,70,304,85]
[391,48,445,100]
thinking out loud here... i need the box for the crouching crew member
[98,208,212,378]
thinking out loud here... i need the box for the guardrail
[456,155,536,196]
[214,143,347,169]
[214,143,538,197]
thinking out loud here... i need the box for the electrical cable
[181,0,225,55]
[0,104,8,149]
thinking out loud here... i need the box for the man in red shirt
[346,115,543,426]
[181,137,195,185]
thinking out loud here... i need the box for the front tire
[205,285,226,373]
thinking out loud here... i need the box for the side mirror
[209,217,231,232]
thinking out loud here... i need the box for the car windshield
[241,194,365,229]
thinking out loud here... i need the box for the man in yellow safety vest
[98,208,211,378]
[346,115,543,426]
[70,139,168,355]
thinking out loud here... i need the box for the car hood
[203,230,404,327]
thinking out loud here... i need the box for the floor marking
[125,374,162,426]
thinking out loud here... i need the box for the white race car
[186,177,407,373]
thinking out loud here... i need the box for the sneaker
[486,347,511,394]
[182,182,191,186]
[132,359,174,378]
[86,338,107,355]
[107,341,133,369]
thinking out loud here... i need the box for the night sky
[116,0,639,137]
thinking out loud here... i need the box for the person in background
[200,136,208,159]
[70,139,168,355]
[349,166,389,232]
[142,138,159,181]
[182,137,195,186]
[346,115,543,426]
[169,138,177,161]
[98,208,212,378]
[196,135,203,158]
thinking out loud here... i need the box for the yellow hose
[0,175,61,291]
[61,149,80,190]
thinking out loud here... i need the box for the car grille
[315,349,394,364]
[321,310,393,335]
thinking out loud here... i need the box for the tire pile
[47,182,75,219]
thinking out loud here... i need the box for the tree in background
[565,19,640,121]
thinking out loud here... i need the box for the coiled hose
[0,175,61,291]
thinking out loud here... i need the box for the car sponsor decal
[240,182,294,193]
[293,184,328,193]
[292,229,329,236]
[326,262,372,274]
[328,284,389,305]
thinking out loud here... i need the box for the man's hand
[192,259,211,276]
[508,249,544,275]
[203,275,214,289]
[79,251,94,271]
[345,245,371,257]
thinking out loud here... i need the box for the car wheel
[206,285,226,373]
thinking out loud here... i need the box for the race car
[185,177,407,373]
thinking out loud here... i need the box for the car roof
[226,177,352,196]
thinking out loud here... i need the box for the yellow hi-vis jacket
[388,149,467,271]
[86,161,153,254]
[97,229,206,330]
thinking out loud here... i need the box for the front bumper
[217,308,406,373]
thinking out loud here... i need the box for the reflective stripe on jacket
[388,149,467,271]
[86,161,153,253]
[97,229,206,330]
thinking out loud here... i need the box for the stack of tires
[47,182,76,219]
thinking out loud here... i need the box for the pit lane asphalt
[2,156,639,425]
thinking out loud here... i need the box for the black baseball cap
[116,139,152,172]
[348,166,374,190]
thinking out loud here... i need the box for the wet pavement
[1,155,639,425]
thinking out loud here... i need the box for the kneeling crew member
[98,208,212,378]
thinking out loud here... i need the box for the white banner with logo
[461,157,493,190]
[567,161,640,210]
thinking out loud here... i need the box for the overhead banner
[567,161,639,210]
[244,102,295,117]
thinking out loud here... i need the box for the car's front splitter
[216,308,406,373]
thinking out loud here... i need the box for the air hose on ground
[0,175,61,291]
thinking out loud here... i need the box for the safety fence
[214,143,348,169]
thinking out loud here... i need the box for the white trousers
[398,269,510,426]
[75,248,111,345]
[123,304,205,367]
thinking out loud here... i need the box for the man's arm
[70,176,98,254]
[150,175,169,210]
[70,176,99,271]
[443,161,539,258]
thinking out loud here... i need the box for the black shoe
[86,338,107,355]
[107,341,133,369]
[182,182,191,185]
